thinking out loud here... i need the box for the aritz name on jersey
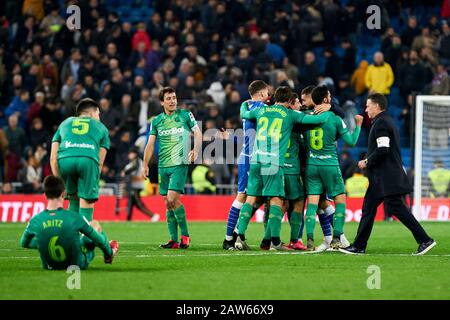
[159,127,185,136]
[64,141,95,150]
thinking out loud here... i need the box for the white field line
[1,252,450,260]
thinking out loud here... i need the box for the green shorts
[284,174,305,200]
[247,163,285,198]
[158,165,188,196]
[58,157,100,201]
[306,165,345,198]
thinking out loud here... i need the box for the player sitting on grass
[236,86,330,251]
[50,98,109,222]
[223,80,269,250]
[142,87,202,249]
[20,175,119,270]
[304,86,363,251]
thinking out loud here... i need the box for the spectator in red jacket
[132,23,151,53]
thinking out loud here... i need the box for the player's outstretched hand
[355,115,364,126]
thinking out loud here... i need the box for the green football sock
[173,205,189,237]
[166,210,178,241]
[237,203,253,236]
[305,204,318,240]
[79,207,94,222]
[333,203,346,237]
[69,198,79,213]
[290,211,303,242]
[268,205,283,238]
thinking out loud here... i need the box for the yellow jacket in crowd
[364,62,394,95]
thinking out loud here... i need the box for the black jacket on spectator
[366,111,412,196]
[398,61,427,96]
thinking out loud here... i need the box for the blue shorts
[237,155,250,193]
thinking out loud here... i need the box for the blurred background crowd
[0,0,449,197]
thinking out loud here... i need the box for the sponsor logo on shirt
[159,127,185,136]
[64,141,95,150]
[309,151,332,159]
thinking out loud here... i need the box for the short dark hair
[301,85,315,96]
[367,93,387,110]
[273,86,292,103]
[43,175,65,199]
[76,98,100,115]
[311,85,329,105]
[159,87,176,101]
[248,80,268,96]
[289,92,299,104]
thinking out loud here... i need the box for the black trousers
[353,183,432,249]
[127,189,154,221]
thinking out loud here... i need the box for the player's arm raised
[50,142,60,177]
[340,115,363,147]
[142,134,156,179]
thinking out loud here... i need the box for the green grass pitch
[0,221,449,300]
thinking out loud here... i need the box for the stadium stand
[0,0,448,194]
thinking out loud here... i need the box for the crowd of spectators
[0,0,448,194]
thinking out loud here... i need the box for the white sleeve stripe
[376,136,390,148]
[191,124,199,131]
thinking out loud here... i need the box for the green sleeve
[52,127,61,143]
[100,125,110,150]
[186,111,198,130]
[77,216,113,257]
[335,116,349,137]
[240,101,257,120]
[20,219,38,249]
[300,112,329,125]
[341,126,361,147]
[149,117,158,136]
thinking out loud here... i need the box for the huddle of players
[223,81,363,252]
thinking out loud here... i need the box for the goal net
[414,96,450,221]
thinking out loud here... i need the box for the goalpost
[414,95,450,221]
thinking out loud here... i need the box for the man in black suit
[340,93,436,255]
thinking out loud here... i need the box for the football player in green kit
[304,86,363,250]
[20,175,118,270]
[235,86,329,251]
[50,98,109,222]
[142,87,202,249]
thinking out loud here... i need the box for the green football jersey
[20,208,111,270]
[150,109,198,168]
[240,103,329,168]
[304,111,348,166]
[52,116,110,164]
[284,127,302,175]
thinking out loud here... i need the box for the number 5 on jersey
[72,118,90,135]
